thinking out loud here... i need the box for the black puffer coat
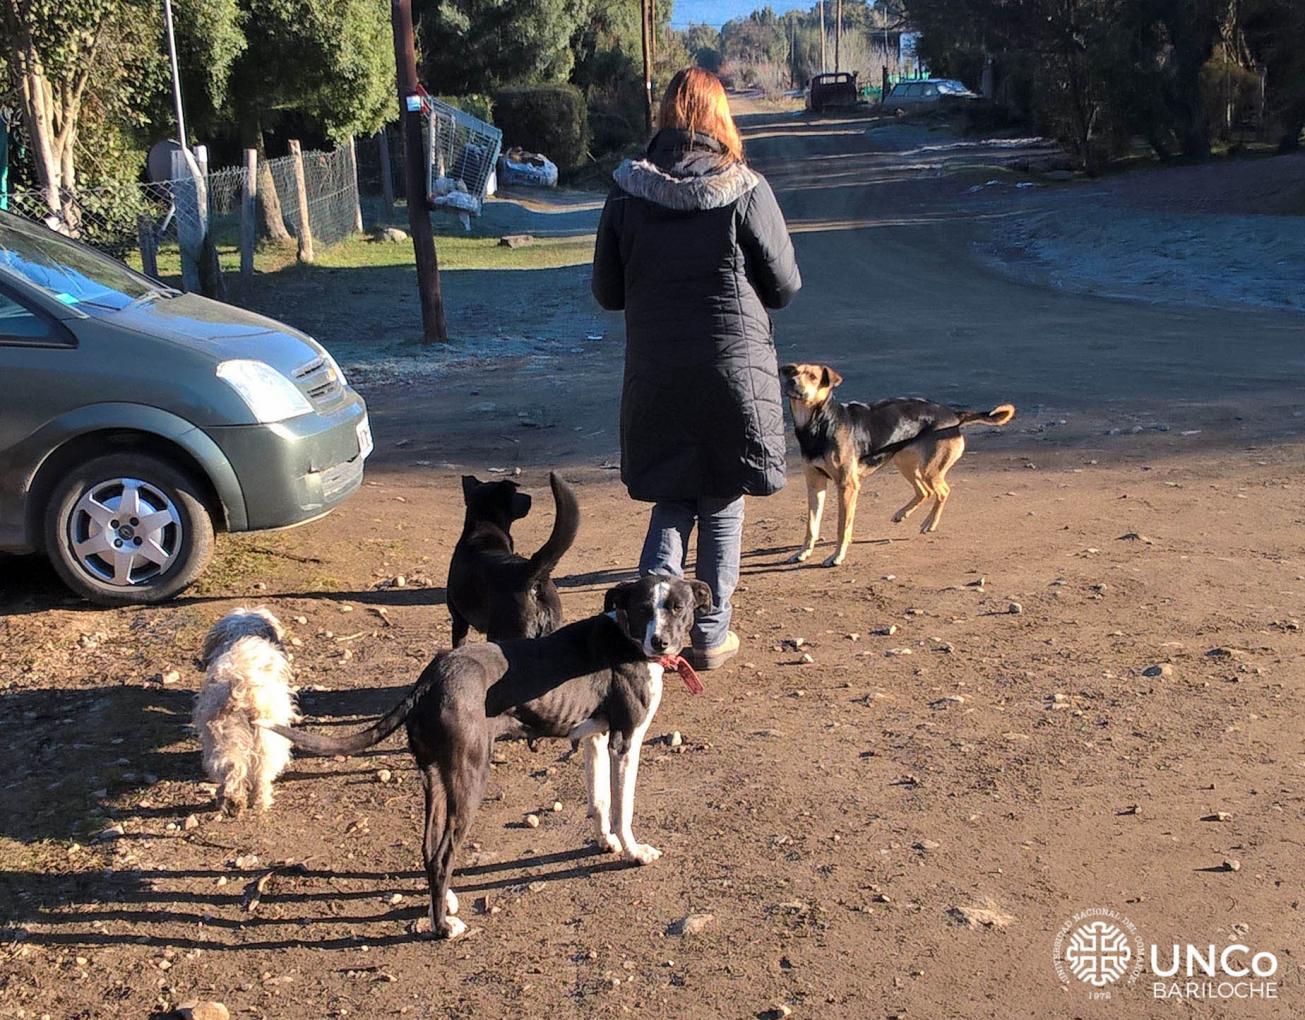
[592,129,801,503]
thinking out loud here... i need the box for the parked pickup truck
[806,72,860,113]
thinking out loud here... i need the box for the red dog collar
[658,654,704,695]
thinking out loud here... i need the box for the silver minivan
[0,210,371,605]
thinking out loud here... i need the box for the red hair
[658,68,744,162]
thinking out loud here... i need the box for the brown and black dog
[781,363,1015,567]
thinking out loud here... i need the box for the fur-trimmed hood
[613,158,759,211]
[613,128,759,211]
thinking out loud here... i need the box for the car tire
[44,453,215,606]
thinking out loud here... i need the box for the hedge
[492,84,589,171]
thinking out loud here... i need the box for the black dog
[447,472,580,646]
[271,575,712,940]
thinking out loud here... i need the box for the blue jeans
[638,496,744,650]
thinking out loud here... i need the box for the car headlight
[216,359,313,423]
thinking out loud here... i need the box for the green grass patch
[313,232,594,272]
[126,226,593,282]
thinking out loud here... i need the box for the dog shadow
[0,680,410,853]
[2,847,632,953]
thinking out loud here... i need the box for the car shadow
[0,551,449,617]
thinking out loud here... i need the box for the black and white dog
[269,575,711,940]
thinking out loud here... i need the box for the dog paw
[445,889,460,916]
[786,550,812,565]
[436,915,468,941]
[821,552,844,568]
[596,832,624,855]
[622,842,662,866]
[920,521,938,535]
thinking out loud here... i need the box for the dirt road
[2,109,1303,1019]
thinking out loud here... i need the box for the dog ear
[780,363,797,376]
[687,580,714,613]
[604,581,639,614]
[820,366,843,389]
[461,475,479,501]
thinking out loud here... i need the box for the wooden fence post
[137,215,158,279]
[171,147,203,293]
[377,128,395,217]
[347,136,364,234]
[288,139,314,262]
[240,147,257,285]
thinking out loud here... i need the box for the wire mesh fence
[5,179,174,261]
[3,143,364,288]
[266,147,359,248]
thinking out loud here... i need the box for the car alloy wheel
[44,452,215,606]
[68,477,182,586]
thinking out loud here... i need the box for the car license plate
[356,416,374,459]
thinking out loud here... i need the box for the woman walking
[591,68,801,670]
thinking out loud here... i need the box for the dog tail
[958,403,1016,427]
[526,472,580,584]
[265,681,423,756]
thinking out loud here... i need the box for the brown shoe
[687,631,740,671]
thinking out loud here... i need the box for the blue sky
[670,1,814,29]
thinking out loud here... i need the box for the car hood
[103,293,329,375]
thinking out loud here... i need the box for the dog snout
[649,633,670,653]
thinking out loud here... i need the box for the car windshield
[0,213,159,311]
[937,80,970,95]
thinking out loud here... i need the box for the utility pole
[390,0,447,342]
[162,0,188,153]
[835,0,843,73]
[640,0,654,134]
[819,0,827,74]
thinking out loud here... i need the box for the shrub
[492,84,589,171]
[585,77,646,156]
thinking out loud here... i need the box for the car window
[0,289,66,345]
[938,80,969,95]
[922,84,939,96]
[0,213,156,311]
[906,84,924,97]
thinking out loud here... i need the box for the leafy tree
[2,0,163,217]
[418,0,588,94]
[174,0,394,240]
[1239,0,1305,149]
[681,23,722,71]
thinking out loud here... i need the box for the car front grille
[294,358,344,409]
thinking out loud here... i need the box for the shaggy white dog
[194,607,299,815]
